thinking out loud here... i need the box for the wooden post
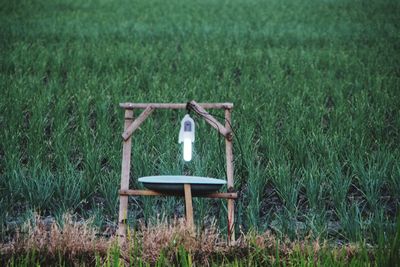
[184,184,194,229]
[225,108,235,243]
[117,109,134,239]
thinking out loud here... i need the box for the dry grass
[131,218,227,265]
[0,213,111,265]
[0,213,364,266]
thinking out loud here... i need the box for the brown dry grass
[130,218,229,265]
[0,213,111,265]
[0,213,362,266]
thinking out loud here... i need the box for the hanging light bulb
[183,138,192,161]
[179,114,195,162]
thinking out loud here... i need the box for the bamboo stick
[119,189,238,199]
[189,100,231,137]
[184,184,194,229]
[121,106,154,141]
[225,108,235,243]
[119,102,233,110]
[117,110,134,239]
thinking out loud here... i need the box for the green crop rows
[0,0,399,245]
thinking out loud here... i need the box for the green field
[1,0,399,264]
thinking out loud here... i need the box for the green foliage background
[0,0,399,242]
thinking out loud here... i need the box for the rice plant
[0,0,399,261]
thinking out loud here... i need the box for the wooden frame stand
[117,101,237,243]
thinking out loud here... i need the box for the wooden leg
[117,110,134,240]
[227,199,234,243]
[225,108,235,244]
[184,184,194,229]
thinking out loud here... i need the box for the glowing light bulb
[183,138,192,162]
[179,114,195,162]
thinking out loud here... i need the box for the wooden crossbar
[119,189,238,199]
[120,102,233,110]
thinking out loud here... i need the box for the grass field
[0,0,399,264]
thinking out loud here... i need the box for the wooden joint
[226,132,233,141]
[227,186,235,193]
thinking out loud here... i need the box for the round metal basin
[138,175,226,195]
